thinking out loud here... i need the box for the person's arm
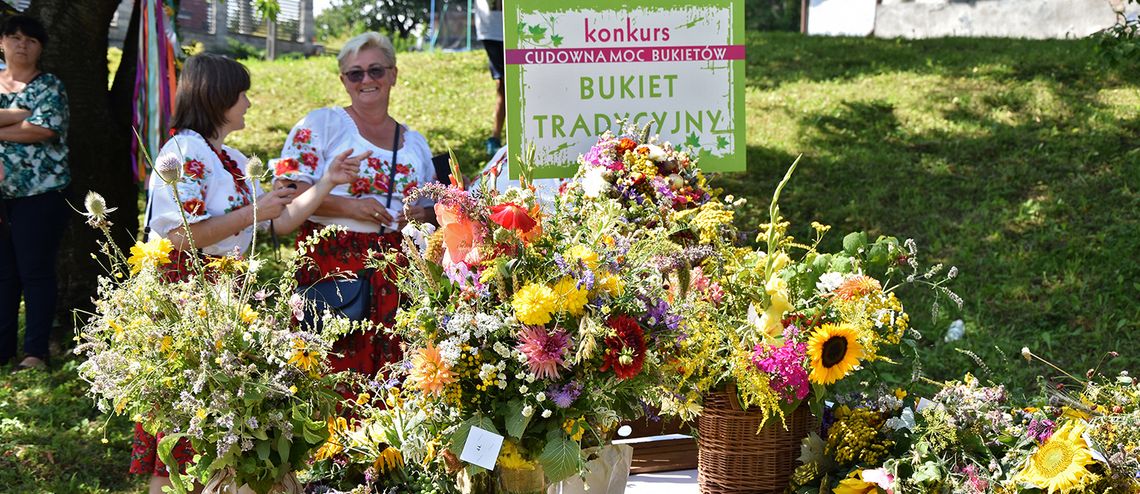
[271,149,368,233]
[0,120,56,143]
[0,108,31,127]
[165,188,294,251]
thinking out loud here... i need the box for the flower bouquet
[790,351,1140,494]
[73,191,357,494]
[649,162,959,492]
[382,163,681,490]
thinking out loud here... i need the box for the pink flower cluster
[751,338,810,404]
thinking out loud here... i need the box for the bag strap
[379,121,401,233]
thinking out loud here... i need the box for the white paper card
[460,426,504,470]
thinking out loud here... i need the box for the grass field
[2,32,1138,492]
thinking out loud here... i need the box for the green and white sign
[504,0,746,179]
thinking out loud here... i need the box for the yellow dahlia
[564,244,599,270]
[512,283,557,325]
[1015,420,1098,493]
[807,324,863,385]
[126,237,173,275]
[552,277,589,317]
[410,343,455,396]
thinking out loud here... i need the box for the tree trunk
[25,0,140,347]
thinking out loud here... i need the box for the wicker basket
[697,385,817,494]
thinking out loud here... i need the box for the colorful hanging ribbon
[131,0,178,183]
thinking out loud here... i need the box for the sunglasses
[342,66,393,83]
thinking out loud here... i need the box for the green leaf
[256,438,271,462]
[450,414,500,453]
[538,433,582,483]
[842,231,868,255]
[505,400,532,439]
[685,132,701,149]
[528,25,548,41]
[716,135,730,149]
[157,433,191,494]
[276,431,292,465]
[551,34,564,47]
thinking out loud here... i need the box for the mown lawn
[3,32,1137,492]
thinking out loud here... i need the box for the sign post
[503,0,746,179]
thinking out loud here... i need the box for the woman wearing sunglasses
[272,32,436,379]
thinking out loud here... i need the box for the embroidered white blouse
[272,107,436,233]
[146,129,263,256]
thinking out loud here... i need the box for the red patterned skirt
[295,220,404,376]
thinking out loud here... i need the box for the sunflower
[1014,420,1098,493]
[807,324,863,385]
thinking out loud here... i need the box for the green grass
[4,32,1138,492]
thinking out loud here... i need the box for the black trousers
[0,190,67,363]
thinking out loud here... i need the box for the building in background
[107,0,317,56]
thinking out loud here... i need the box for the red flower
[183,159,206,179]
[182,198,206,216]
[366,157,383,171]
[274,157,300,177]
[292,128,312,145]
[372,173,390,193]
[300,152,319,172]
[395,163,411,175]
[600,315,646,380]
[402,180,418,196]
[349,177,372,196]
[489,202,537,233]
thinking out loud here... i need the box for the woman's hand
[254,188,296,221]
[349,197,394,226]
[397,206,436,230]
[321,148,370,186]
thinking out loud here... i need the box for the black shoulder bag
[298,121,402,330]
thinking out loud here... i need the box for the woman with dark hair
[133,53,364,493]
[0,14,68,372]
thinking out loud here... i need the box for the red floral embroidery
[182,198,206,216]
[275,157,300,177]
[183,159,206,179]
[395,163,411,175]
[300,152,319,172]
[366,157,383,171]
[372,173,390,194]
[293,128,312,145]
[401,180,418,196]
[350,177,372,196]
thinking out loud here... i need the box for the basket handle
[726,382,744,411]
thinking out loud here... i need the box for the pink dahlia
[516,326,570,380]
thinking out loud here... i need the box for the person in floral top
[136,53,362,494]
[0,15,69,372]
[273,32,437,378]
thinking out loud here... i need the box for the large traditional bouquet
[384,168,681,489]
[659,163,960,425]
[789,351,1140,493]
[73,190,356,493]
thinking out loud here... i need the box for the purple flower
[1026,418,1055,443]
[550,381,582,408]
[641,297,681,331]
